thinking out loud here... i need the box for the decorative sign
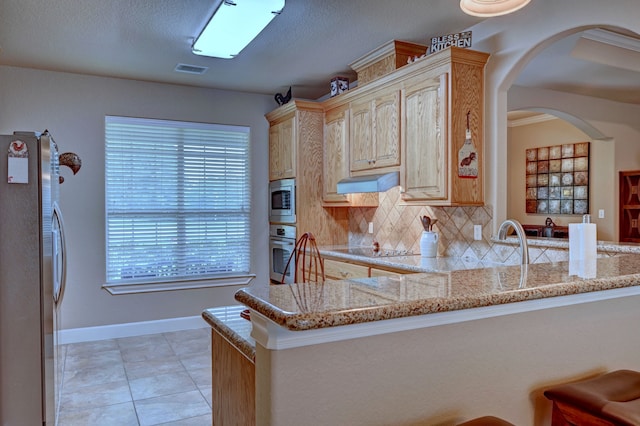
[458,111,478,178]
[430,31,472,54]
[7,139,29,184]
[525,142,590,215]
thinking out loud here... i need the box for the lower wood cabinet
[324,258,411,280]
[212,330,255,425]
[620,170,640,243]
[324,258,369,280]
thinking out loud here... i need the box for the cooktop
[330,247,417,258]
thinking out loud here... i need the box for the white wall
[0,65,274,329]
[468,0,640,232]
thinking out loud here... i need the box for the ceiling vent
[174,63,209,75]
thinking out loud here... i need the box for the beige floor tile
[57,401,138,426]
[60,331,213,425]
[120,342,176,363]
[63,362,127,391]
[155,413,212,425]
[60,379,131,412]
[187,367,211,389]
[65,339,119,356]
[117,333,168,350]
[178,353,210,372]
[164,329,210,358]
[198,386,212,408]
[134,390,210,426]
[124,355,185,381]
[64,349,123,371]
[129,371,197,401]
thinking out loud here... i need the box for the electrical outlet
[598,209,605,219]
[473,224,482,241]
[368,222,374,234]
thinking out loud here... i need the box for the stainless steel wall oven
[269,224,296,284]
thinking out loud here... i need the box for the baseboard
[58,315,208,344]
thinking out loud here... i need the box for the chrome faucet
[497,219,530,264]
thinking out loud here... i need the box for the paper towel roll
[569,222,597,262]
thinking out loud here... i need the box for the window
[104,116,253,293]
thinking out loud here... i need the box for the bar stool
[543,369,640,426]
[457,416,515,426]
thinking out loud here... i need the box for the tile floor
[58,327,212,426]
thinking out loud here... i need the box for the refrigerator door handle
[52,203,67,305]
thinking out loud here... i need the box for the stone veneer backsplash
[348,187,574,265]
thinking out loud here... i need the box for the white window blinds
[105,116,251,286]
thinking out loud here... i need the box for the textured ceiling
[0,0,639,104]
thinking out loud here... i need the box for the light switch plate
[368,222,374,234]
[598,209,605,219]
[474,224,482,240]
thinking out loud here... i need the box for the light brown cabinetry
[323,105,351,205]
[323,105,379,207]
[619,170,640,242]
[401,74,448,201]
[400,48,488,205]
[350,89,401,173]
[320,47,488,206]
[324,258,369,280]
[211,329,255,425]
[324,257,412,280]
[268,116,295,181]
[266,101,349,246]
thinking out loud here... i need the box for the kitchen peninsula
[204,254,640,425]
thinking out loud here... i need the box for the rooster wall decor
[274,86,292,106]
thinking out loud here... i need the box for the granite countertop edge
[234,269,640,332]
[202,307,256,362]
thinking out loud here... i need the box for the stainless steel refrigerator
[0,131,67,425]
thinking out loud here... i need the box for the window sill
[102,274,256,295]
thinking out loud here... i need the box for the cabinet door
[350,90,400,172]
[349,99,373,171]
[323,107,351,204]
[372,90,401,169]
[324,259,369,280]
[620,171,640,242]
[269,117,296,180]
[401,74,448,201]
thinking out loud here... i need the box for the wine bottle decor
[458,110,478,178]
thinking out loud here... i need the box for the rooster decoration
[274,86,292,106]
[59,152,82,184]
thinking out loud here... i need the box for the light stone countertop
[201,305,255,361]
[234,254,640,332]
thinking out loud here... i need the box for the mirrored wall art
[525,142,589,215]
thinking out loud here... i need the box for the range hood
[336,171,399,194]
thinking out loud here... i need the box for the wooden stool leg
[551,402,571,426]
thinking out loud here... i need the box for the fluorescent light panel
[192,0,285,59]
[460,0,531,17]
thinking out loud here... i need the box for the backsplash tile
[347,187,574,264]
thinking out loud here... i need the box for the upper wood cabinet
[400,48,489,206]
[321,47,489,206]
[323,104,379,207]
[349,89,401,173]
[401,74,448,201]
[323,105,350,205]
[268,115,296,181]
[266,100,350,246]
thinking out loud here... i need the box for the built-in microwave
[269,178,296,224]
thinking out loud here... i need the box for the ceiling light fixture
[460,0,531,17]
[192,0,285,59]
